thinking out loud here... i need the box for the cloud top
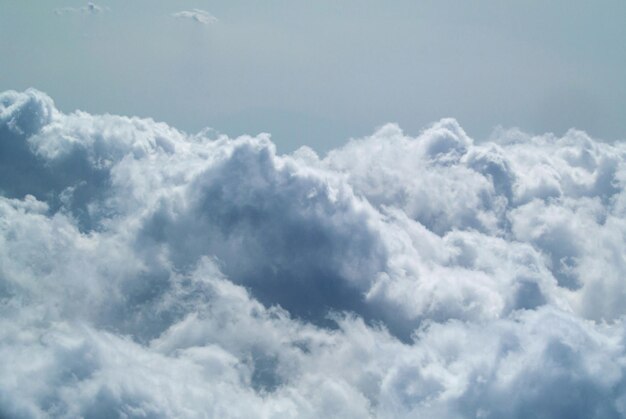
[1,88,626,417]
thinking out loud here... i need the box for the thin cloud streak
[172,9,218,25]
[54,2,106,15]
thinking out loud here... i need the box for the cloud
[1,88,626,417]
[172,9,218,25]
[54,2,107,15]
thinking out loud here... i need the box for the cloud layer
[1,88,626,418]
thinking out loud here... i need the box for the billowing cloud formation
[54,2,106,15]
[172,9,218,25]
[1,88,626,418]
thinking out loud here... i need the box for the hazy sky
[1,0,625,152]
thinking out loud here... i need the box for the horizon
[2,1,625,152]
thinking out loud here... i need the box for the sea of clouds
[1,88,626,418]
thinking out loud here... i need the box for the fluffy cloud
[1,88,626,417]
[172,9,218,25]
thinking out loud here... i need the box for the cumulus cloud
[54,2,107,15]
[1,88,626,417]
[172,9,218,25]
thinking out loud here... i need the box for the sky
[1,0,625,152]
[2,2,626,418]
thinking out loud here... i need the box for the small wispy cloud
[55,2,107,15]
[172,9,217,25]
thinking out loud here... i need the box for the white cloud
[1,88,626,417]
[172,9,218,25]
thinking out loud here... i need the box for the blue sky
[1,0,625,152]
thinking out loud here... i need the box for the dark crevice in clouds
[1,88,626,417]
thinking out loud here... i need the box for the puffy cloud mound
[1,88,626,418]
